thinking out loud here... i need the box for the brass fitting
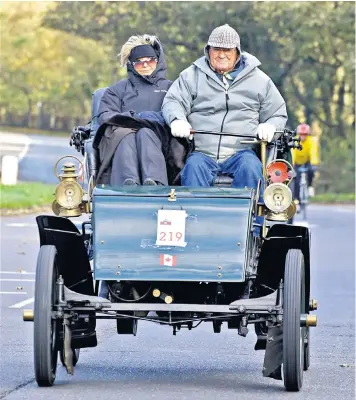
[23,309,34,321]
[301,313,317,327]
[309,299,318,311]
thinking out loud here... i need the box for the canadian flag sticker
[160,254,177,267]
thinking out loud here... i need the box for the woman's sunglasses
[131,57,157,68]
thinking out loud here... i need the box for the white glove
[257,123,275,142]
[170,119,192,138]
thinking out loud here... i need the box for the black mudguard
[256,223,311,305]
[36,215,97,349]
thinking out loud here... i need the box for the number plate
[156,209,187,247]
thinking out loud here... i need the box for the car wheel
[34,245,59,387]
[283,249,305,392]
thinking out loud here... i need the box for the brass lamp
[53,157,84,217]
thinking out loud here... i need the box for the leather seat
[90,87,108,138]
[83,88,108,181]
[84,139,99,181]
[213,174,234,187]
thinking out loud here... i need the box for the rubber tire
[283,249,305,392]
[59,348,80,367]
[34,245,59,387]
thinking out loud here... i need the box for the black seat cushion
[213,174,234,187]
[84,139,99,180]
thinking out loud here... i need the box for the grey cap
[207,24,241,53]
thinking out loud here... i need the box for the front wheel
[34,245,60,387]
[283,249,305,391]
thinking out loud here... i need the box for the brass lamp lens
[264,183,292,212]
[56,181,82,208]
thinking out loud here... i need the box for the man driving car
[162,24,288,190]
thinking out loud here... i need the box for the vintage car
[23,88,318,391]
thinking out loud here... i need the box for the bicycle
[295,165,309,221]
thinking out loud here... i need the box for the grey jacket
[162,51,287,161]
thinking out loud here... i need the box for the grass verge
[310,193,355,204]
[0,125,68,137]
[0,182,56,214]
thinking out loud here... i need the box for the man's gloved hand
[257,123,276,142]
[170,119,192,138]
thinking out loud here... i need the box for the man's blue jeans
[181,150,264,233]
[181,150,264,190]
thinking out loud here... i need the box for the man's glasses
[131,57,157,68]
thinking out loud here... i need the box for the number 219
[159,232,182,241]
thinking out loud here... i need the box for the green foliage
[1,1,354,192]
[0,2,112,120]
[310,193,355,204]
[0,182,56,209]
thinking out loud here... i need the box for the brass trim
[266,210,289,221]
[260,140,267,185]
[309,299,318,311]
[168,188,176,202]
[286,201,297,219]
[54,155,83,180]
[23,309,34,321]
[306,314,317,327]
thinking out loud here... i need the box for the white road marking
[335,207,355,213]
[5,223,37,227]
[0,292,28,295]
[0,132,31,160]
[0,278,35,282]
[0,271,35,275]
[0,144,26,152]
[9,297,34,308]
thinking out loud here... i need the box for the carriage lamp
[54,161,84,217]
[263,183,293,221]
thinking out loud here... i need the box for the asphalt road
[0,132,78,184]
[0,205,354,400]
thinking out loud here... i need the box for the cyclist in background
[292,123,320,204]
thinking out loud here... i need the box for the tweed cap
[207,24,241,52]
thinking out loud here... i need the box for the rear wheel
[34,245,60,387]
[283,249,305,391]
